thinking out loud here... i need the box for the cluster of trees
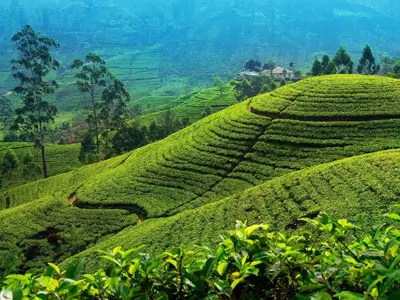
[311,45,380,76]
[244,59,293,73]
[232,75,278,102]
[7,25,135,176]
[213,77,228,95]
[5,25,193,175]
[82,109,190,161]
[3,24,201,179]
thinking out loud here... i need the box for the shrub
[1,149,19,173]
[2,211,400,299]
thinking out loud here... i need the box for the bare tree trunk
[90,87,99,156]
[41,144,48,178]
[39,122,48,178]
[104,131,109,158]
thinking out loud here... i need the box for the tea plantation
[136,86,237,126]
[65,149,400,270]
[3,74,400,272]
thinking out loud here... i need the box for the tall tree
[71,53,111,155]
[98,79,130,158]
[244,59,261,72]
[357,44,380,75]
[321,55,330,74]
[11,25,60,178]
[311,57,322,76]
[321,55,336,75]
[333,46,354,74]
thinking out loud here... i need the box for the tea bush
[3,212,400,299]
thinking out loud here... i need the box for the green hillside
[136,86,237,125]
[3,74,400,271]
[68,149,400,270]
[0,153,136,271]
[3,50,234,129]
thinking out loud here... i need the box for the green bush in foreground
[2,211,400,299]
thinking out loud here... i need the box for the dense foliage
[232,76,278,101]
[3,212,400,299]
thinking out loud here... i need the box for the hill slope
[3,75,400,270]
[69,149,400,270]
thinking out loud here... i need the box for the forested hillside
[0,0,400,97]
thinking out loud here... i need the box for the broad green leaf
[99,255,122,267]
[83,274,96,283]
[231,278,244,290]
[217,262,228,276]
[112,247,122,255]
[48,263,61,275]
[241,254,248,266]
[165,258,178,268]
[334,291,365,300]
[244,224,268,235]
[321,223,333,232]
[385,213,400,221]
[311,292,332,300]
[360,249,385,258]
[146,261,162,273]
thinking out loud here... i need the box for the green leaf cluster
[3,212,400,299]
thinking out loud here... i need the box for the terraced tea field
[136,86,237,125]
[3,74,400,271]
[70,149,400,269]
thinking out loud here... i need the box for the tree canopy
[357,44,380,75]
[311,57,322,76]
[333,46,354,74]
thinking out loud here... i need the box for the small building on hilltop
[237,67,294,81]
[262,67,294,80]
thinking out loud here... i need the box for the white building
[237,67,294,81]
[262,67,294,80]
